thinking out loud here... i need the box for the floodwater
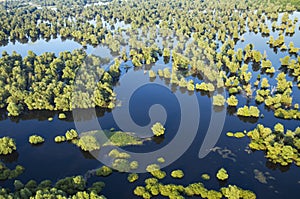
[0,11,300,199]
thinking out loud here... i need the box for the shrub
[58,113,66,119]
[151,123,165,136]
[0,137,17,155]
[213,95,225,106]
[216,168,228,180]
[130,161,139,170]
[96,166,112,177]
[201,174,210,180]
[88,182,105,194]
[29,135,45,145]
[112,159,131,172]
[226,95,238,106]
[65,129,78,141]
[55,176,86,195]
[149,70,156,78]
[128,173,139,183]
[77,135,100,151]
[157,157,165,163]
[237,106,260,117]
[171,170,184,179]
[54,136,66,143]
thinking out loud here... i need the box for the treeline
[0,176,106,198]
[0,50,120,116]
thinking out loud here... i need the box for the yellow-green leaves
[216,168,229,181]
[0,137,16,155]
[151,122,165,136]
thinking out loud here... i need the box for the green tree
[0,137,17,155]
[216,168,229,180]
[151,122,165,136]
[213,95,225,106]
[29,135,45,145]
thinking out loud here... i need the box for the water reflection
[265,161,291,173]
[237,116,259,123]
[0,151,19,163]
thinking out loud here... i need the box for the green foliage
[108,149,131,159]
[88,182,105,194]
[262,59,272,68]
[157,157,165,163]
[201,174,210,180]
[77,135,100,151]
[226,95,238,106]
[96,166,113,177]
[55,176,86,195]
[149,70,156,78]
[112,159,131,172]
[216,168,229,181]
[146,164,166,179]
[128,173,139,183]
[221,185,256,199]
[58,113,67,119]
[195,83,215,92]
[274,123,284,133]
[171,170,184,179]
[65,129,78,141]
[54,136,66,143]
[187,80,195,91]
[213,95,226,106]
[234,132,246,138]
[29,135,45,145]
[103,131,144,147]
[0,137,16,155]
[280,56,290,66]
[260,78,270,89]
[237,106,260,118]
[0,163,24,181]
[130,161,139,170]
[226,132,234,137]
[151,122,165,136]
[252,50,262,62]
[7,102,23,117]
[229,124,300,166]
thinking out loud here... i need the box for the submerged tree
[151,123,165,136]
